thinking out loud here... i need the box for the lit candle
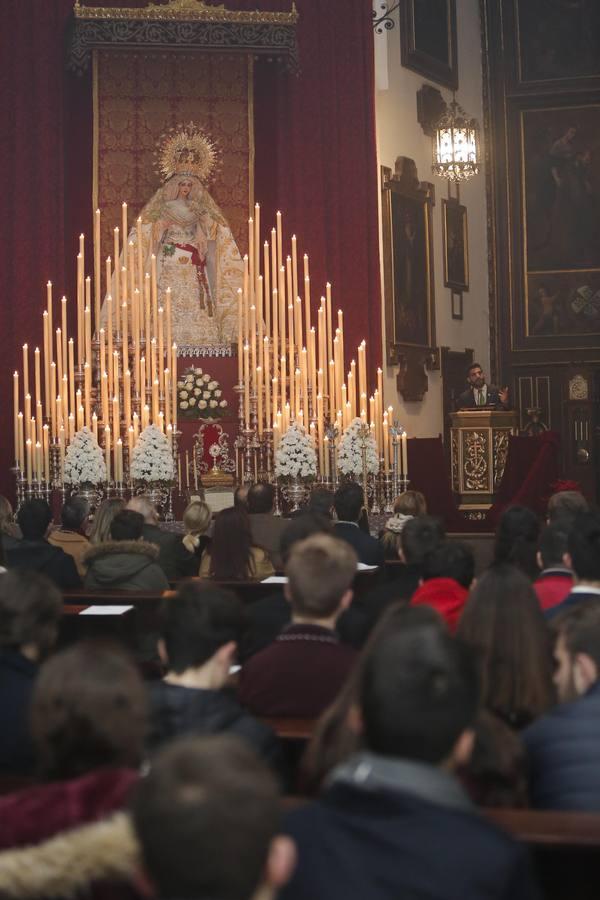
[68,339,75,422]
[76,390,83,430]
[113,228,120,308]
[17,412,24,471]
[157,306,164,388]
[116,439,123,483]
[104,425,111,481]
[124,369,131,428]
[243,343,250,428]
[256,366,263,436]
[84,305,92,366]
[383,413,389,472]
[43,311,50,414]
[92,412,98,443]
[237,288,244,384]
[12,372,19,464]
[121,203,128,270]
[402,432,408,478]
[22,344,29,400]
[171,343,178,431]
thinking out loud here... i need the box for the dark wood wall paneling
[481,0,600,500]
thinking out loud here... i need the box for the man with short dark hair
[0,571,63,774]
[132,735,295,900]
[84,509,169,592]
[333,483,383,566]
[247,482,288,571]
[126,496,180,580]
[147,583,280,766]
[411,540,475,631]
[48,497,90,578]
[457,362,509,409]
[524,600,600,810]
[546,511,600,618]
[239,534,357,717]
[6,499,81,589]
[534,522,573,612]
[282,626,540,899]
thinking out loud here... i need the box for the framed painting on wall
[381,157,437,400]
[399,0,458,90]
[516,0,600,85]
[521,104,600,341]
[442,197,469,292]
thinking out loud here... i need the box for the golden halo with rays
[156,122,220,184]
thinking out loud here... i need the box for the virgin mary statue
[121,124,243,356]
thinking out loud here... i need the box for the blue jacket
[282,770,539,900]
[523,680,600,810]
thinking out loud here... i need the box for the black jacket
[141,524,181,581]
[282,776,540,900]
[333,522,384,567]
[6,539,81,590]
[147,680,281,769]
[0,650,38,775]
[523,680,600,811]
[171,534,211,580]
[337,563,421,648]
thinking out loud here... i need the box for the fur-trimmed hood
[0,813,141,899]
[83,540,160,565]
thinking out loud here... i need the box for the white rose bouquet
[64,427,107,486]
[274,422,317,481]
[130,424,175,483]
[177,366,228,420]
[337,417,379,478]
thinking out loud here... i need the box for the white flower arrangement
[130,424,175,483]
[177,366,228,419]
[63,427,107,486]
[337,417,379,478]
[274,422,317,480]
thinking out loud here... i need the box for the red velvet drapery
[0,0,380,500]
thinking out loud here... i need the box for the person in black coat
[147,582,281,771]
[332,483,384,567]
[6,499,81,590]
[524,599,600,810]
[282,624,540,900]
[457,362,509,410]
[0,571,63,774]
[127,496,181,581]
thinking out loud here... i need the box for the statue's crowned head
[157,122,220,184]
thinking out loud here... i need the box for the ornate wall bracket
[395,346,440,402]
[69,0,299,75]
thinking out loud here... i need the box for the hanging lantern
[433,97,480,183]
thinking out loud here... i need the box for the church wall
[375,0,490,438]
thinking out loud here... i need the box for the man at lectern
[457,362,510,410]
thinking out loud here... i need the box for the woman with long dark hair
[457,563,555,729]
[198,506,274,580]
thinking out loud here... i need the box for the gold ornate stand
[450,410,518,518]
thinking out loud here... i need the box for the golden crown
[156,122,220,183]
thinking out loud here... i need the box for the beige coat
[47,529,90,578]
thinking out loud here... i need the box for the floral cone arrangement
[274,422,317,481]
[337,417,379,478]
[130,425,175,483]
[63,427,107,486]
[177,366,228,419]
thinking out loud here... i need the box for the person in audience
[172,500,212,578]
[199,507,274,580]
[411,540,475,631]
[546,488,588,524]
[126,495,180,580]
[0,496,20,554]
[282,623,539,900]
[84,509,169,592]
[147,582,280,766]
[234,483,250,511]
[458,709,529,810]
[0,641,146,848]
[0,571,62,775]
[88,497,125,545]
[307,487,334,519]
[493,505,541,580]
[524,599,600,810]
[240,513,334,661]
[341,516,445,647]
[239,534,357,717]
[246,483,288,571]
[380,490,428,560]
[6,499,81,590]
[534,521,573,612]
[48,497,90,578]
[132,736,295,900]
[332,482,384,566]
[545,511,600,618]
[457,564,555,729]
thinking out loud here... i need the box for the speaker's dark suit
[457,384,506,410]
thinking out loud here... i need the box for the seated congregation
[1,485,600,897]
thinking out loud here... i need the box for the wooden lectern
[450,410,519,518]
